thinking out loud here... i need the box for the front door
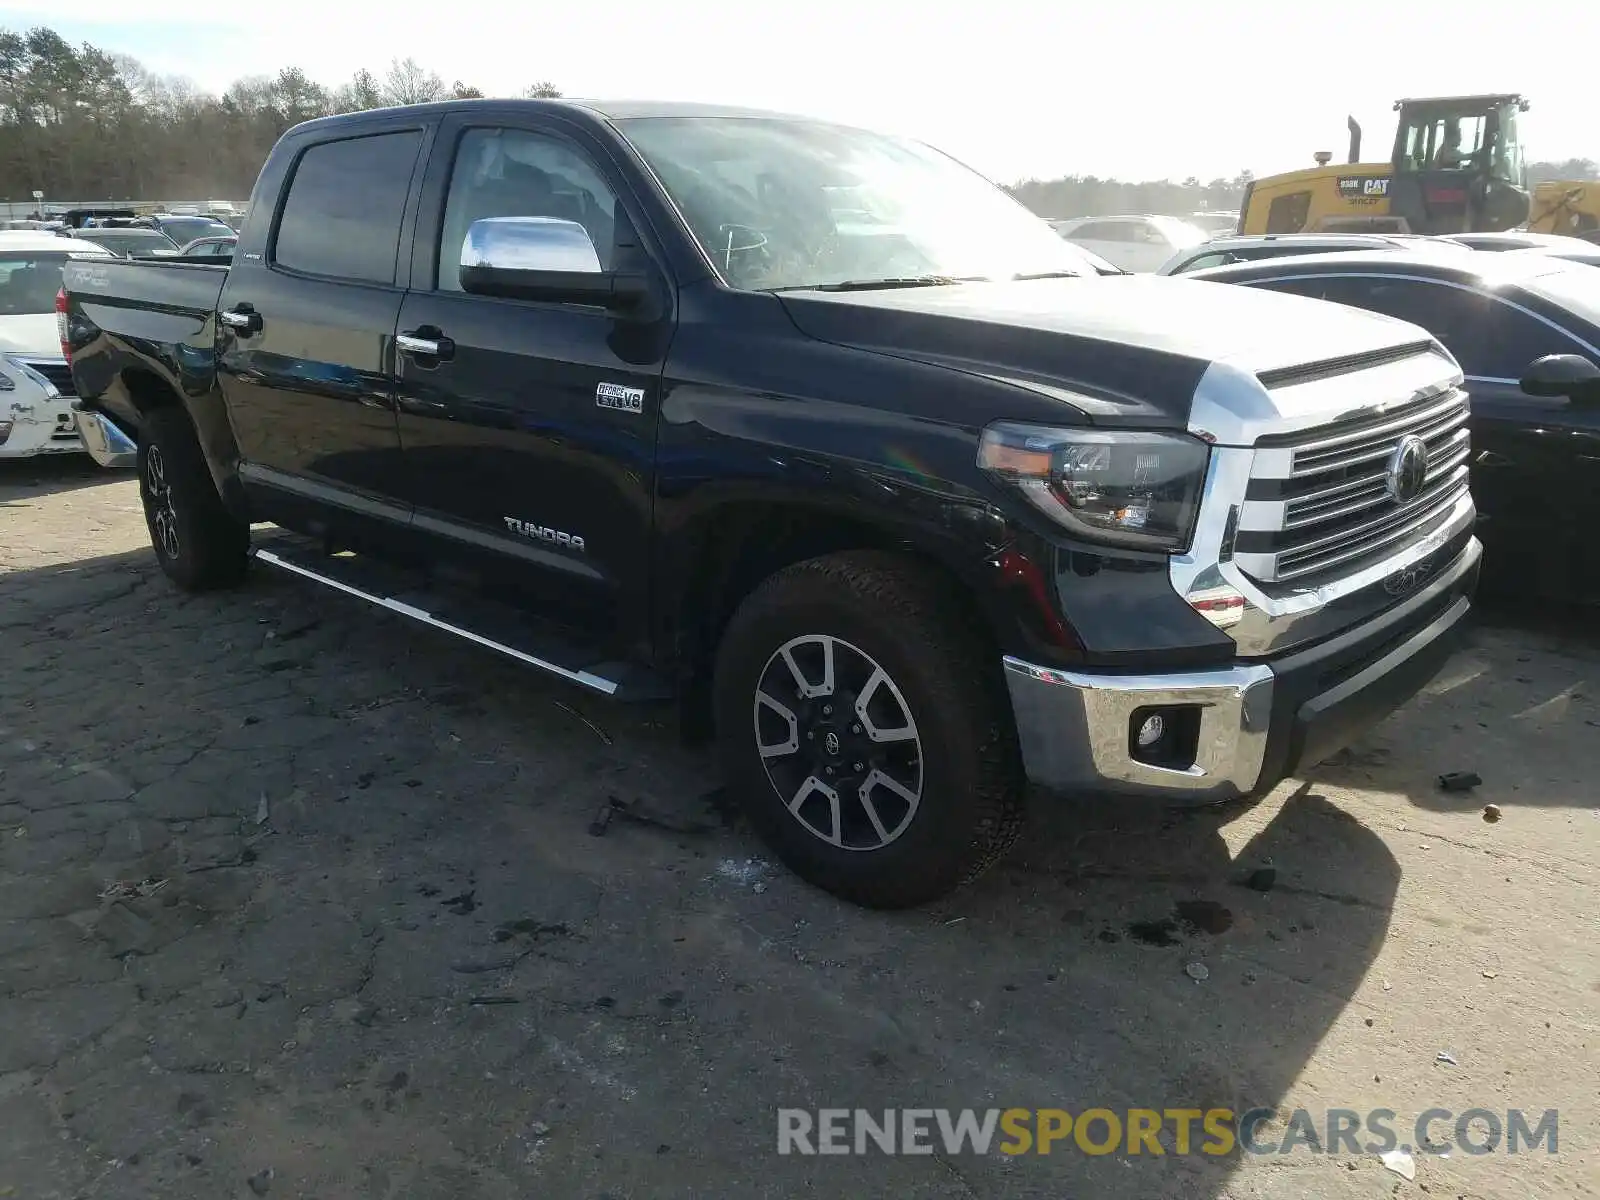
[218,124,426,545]
[392,115,671,647]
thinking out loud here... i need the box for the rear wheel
[138,407,249,591]
[713,551,1024,908]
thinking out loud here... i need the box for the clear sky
[4,0,1596,184]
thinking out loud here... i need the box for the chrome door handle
[396,334,440,356]
[396,329,454,362]
[220,307,262,334]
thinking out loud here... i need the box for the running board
[250,544,672,702]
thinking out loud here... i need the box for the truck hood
[0,314,63,358]
[777,275,1432,424]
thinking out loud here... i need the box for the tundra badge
[596,382,645,414]
[504,518,586,553]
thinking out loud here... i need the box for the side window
[1293,276,1485,349]
[1263,275,1582,380]
[274,131,422,285]
[1175,252,1231,273]
[1265,191,1311,234]
[437,127,619,290]
[1470,300,1586,381]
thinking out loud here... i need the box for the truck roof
[287,97,842,137]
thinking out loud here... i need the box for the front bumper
[1,395,82,458]
[1004,535,1480,802]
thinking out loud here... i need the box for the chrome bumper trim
[72,405,138,468]
[1002,657,1275,800]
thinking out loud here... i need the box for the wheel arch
[100,364,247,516]
[667,498,1005,741]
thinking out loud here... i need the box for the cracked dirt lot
[1,456,1597,1200]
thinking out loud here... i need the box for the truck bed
[63,256,229,321]
[62,257,230,419]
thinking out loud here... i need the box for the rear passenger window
[437,128,618,289]
[274,131,422,285]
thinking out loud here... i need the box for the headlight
[977,422,1210,551]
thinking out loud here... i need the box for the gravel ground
[2,455,1596,1200]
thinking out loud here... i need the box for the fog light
[1136,713,1166,748]
[1129,704,1202,769]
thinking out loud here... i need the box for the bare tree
[523,82,562,99]
[382,56,444,106]
[450,81,483,99]
[330,68,384,114]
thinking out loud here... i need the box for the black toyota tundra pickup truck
[63,99,1481,908]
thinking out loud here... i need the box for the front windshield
[1152,216,1210,250]
[159,217,230,244]
[0,253,74,314]
[88,233,167,256]
[616,116,1092,291]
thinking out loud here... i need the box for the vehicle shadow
[1308,597,1600,813]
[0,544,1398,1200]
[0,454,131,504]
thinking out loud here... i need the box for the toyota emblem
[824,731,840,756]
[1385,434,1429,504]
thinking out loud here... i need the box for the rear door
[391,111,672,643]
[218,119,430,548]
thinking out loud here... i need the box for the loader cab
[1388,94,1530,234]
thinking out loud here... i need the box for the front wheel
[713,552,1025,908]
[138,407,249,591]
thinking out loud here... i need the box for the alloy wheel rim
[146,445,181,559]
[752,634,924,851]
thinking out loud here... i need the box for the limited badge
[596,382,645,414]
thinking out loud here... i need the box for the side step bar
[251,544,671,702]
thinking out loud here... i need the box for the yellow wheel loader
[1240,94,1532,236]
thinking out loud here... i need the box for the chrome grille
[1235,384,1471,586]
[14,357,74,397]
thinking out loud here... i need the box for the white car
[1049,215,1210,273]
[0,231,113,461]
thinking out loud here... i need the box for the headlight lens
[978,422,1209,551]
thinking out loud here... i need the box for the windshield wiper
[810,275,976,292]
[1012,269,1096,280]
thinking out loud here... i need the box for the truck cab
[1385,93,1531,235]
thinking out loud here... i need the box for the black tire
[138,406,249,591]
[713,551,1024,908]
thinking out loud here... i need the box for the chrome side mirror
[459,216,653,315]
[461,216,601,277]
